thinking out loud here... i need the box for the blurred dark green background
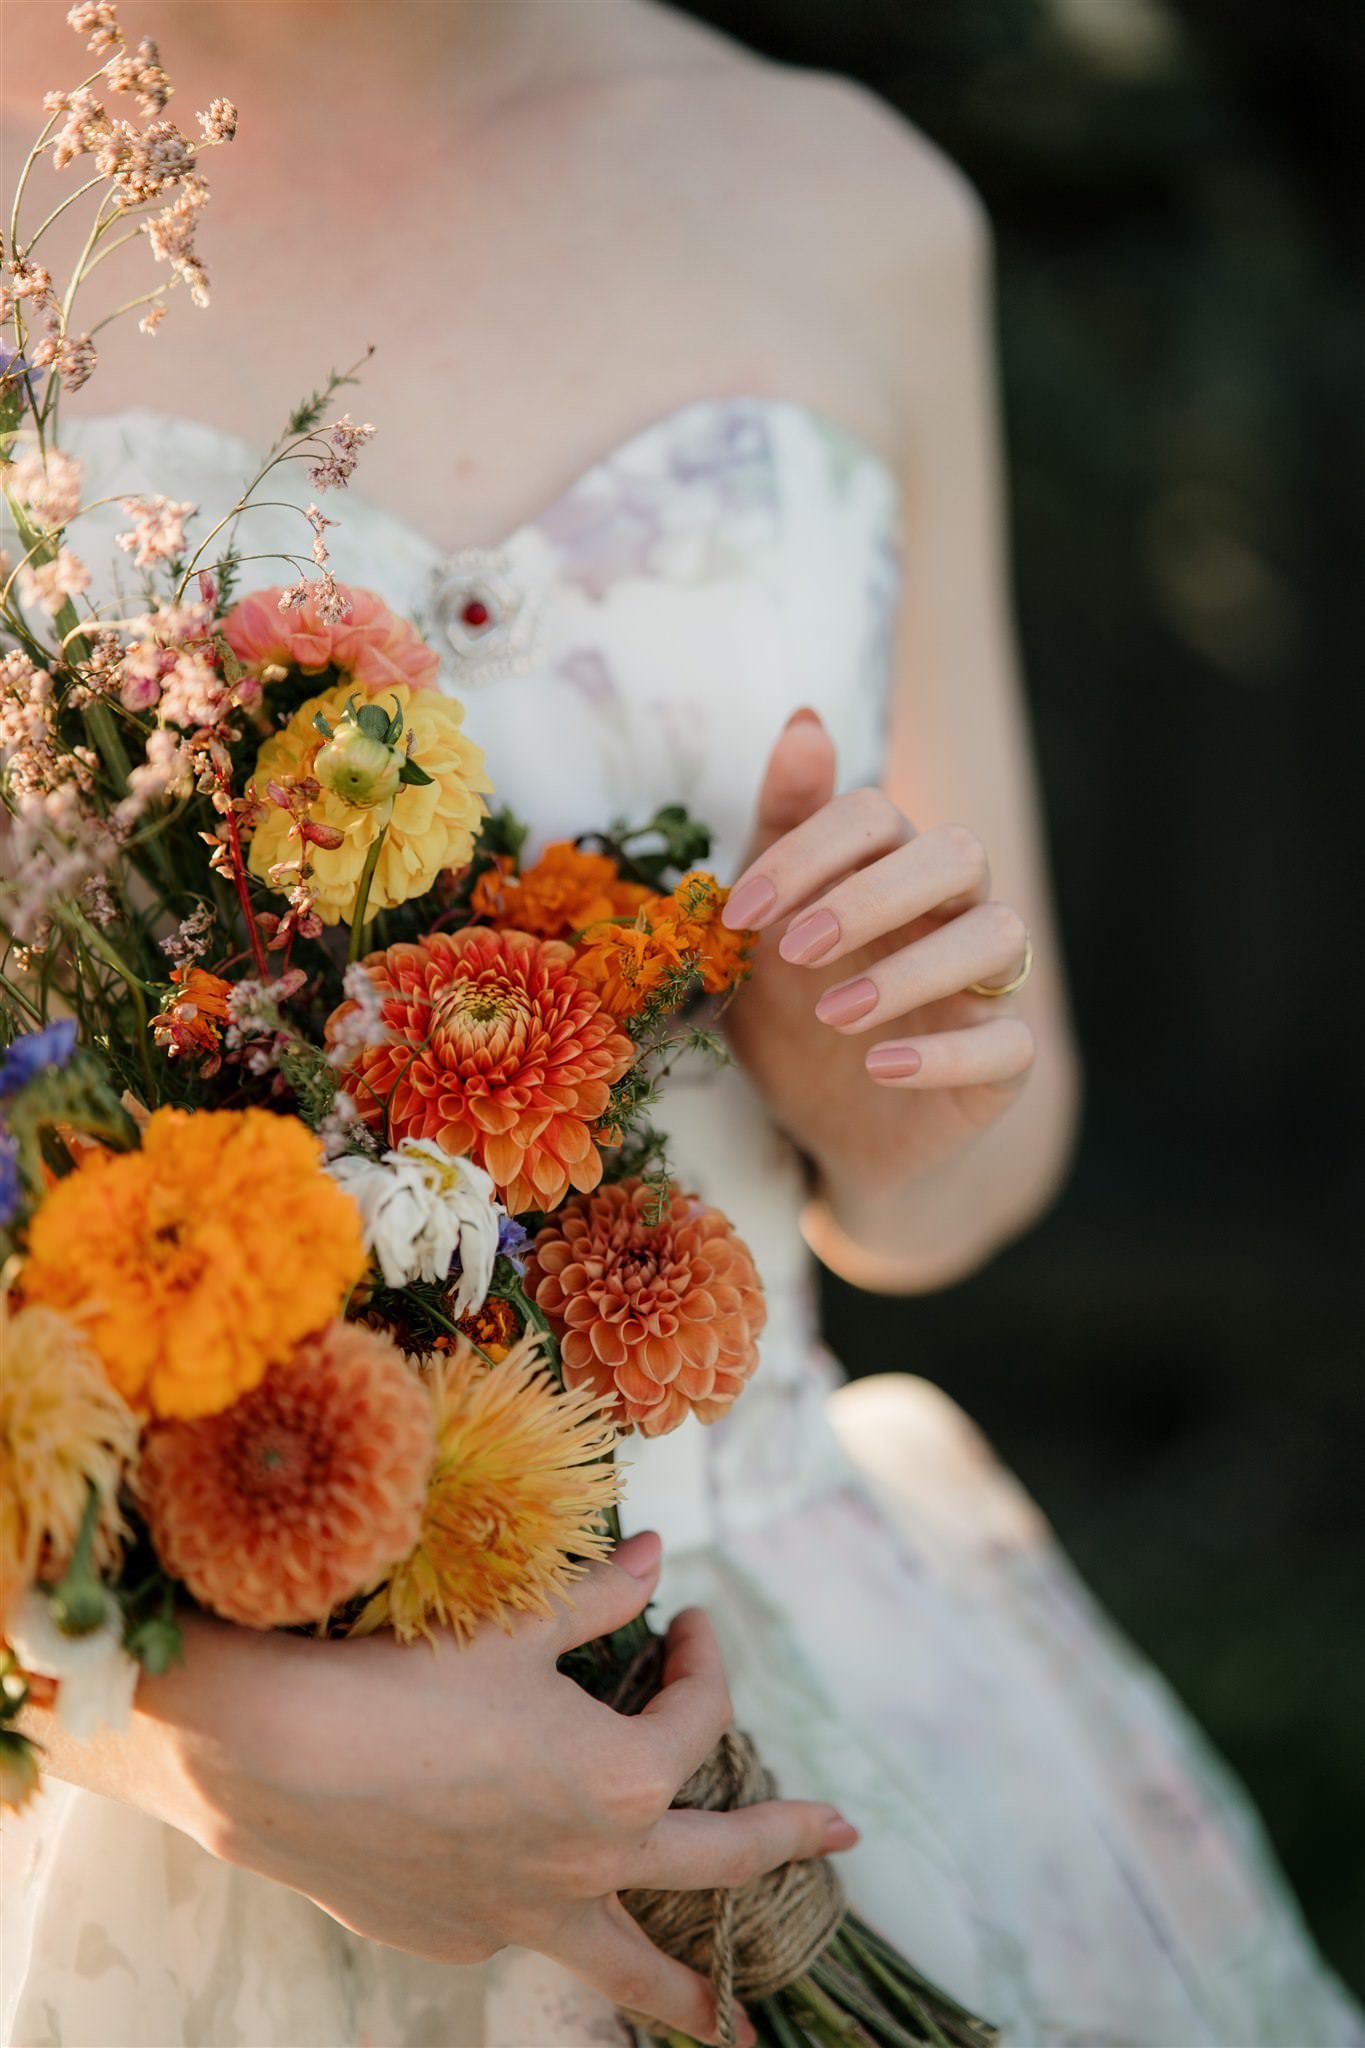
[685,0,1364,1997]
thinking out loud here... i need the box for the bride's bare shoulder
[622,7,987,265]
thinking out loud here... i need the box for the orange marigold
[136,1321,434,1628]
[326,927,634,1216]
[349,1333,619,1645]
[571,917,690,1020]
[526,1177,766,1437]
[472,841,654,939]
[22,1108,368,1420]
[151,967,233,1070]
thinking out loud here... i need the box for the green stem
[347,815,391,964]
[60,904,156,1097]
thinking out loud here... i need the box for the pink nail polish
[866,1043,922,1079]
[779,908,839,965]
[815,977,878,1027]
[724,874,778,930]
[822,1817,861,1851]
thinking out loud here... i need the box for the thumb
[547,1530,663,1654]
[740,707,838,873]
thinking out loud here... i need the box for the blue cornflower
[0,1017,78,1096]
[0,1129,20,1228]
[496,1212,532,1273]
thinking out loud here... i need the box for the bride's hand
[35,1532,853,2048]
[723,711,1036,1193]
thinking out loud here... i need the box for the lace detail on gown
[1,399,1358,2048]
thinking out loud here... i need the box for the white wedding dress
[2,398,1359,2048]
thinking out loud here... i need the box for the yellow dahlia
[21,1108,368,1420]
[527,1178,766,1437]
[350,1333,619,1645]
[327,927,635,1215]
[247,679,492,924]
[135,1322,435,1629]
[0,1298,139,1631]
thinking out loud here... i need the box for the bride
[3,5,1359,2046]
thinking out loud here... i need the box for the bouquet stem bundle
[574,1629,999,2048]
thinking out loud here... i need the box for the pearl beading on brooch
[428,547,541,683]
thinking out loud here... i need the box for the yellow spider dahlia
[247,679,492,924]
[351,1334,620,1646]
[0,1297,139,1631]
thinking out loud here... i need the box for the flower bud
[315,725,402,808]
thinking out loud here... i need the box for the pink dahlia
[222,585,441,694]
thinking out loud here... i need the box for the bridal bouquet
[0,13,996,2048]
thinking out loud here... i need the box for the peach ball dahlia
[222,585,441,694]
[327,927,634,1215]
[136,1321,435,1629]
[526,1178,766,1437]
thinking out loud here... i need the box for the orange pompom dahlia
[221,584,441,694]
[21,1108,368,1420]
[327,928,634,1215]
[526,1178,766,1437]
[136,1321,434,1629]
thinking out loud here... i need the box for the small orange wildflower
[151,967,233,1071]
[571,916,690,1020]
[667,871,755,996]
[473,840,654,939]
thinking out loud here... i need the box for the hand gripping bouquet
[0,14,997,2047]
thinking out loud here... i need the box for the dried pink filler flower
[222,585,440,694]
[307,413,375,491]
[116,494,196,567]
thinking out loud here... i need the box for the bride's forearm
[805,1033,1082,1294]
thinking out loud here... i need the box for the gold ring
[968,933,1033,998]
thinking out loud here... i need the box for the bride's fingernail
[866,1043,922,1080]
[736,2011,759,2048]
[822,1816,861,1851]
[614,1530,662,1579]
[779,908,839,964]
[815,977,878,1027]
[724,874,777,929]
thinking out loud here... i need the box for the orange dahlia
[349,1333,619,1645]
[21,1108,368,1420]
[472,841,655,939]
[327,928,635,1215]
[222,585,441,694]
[526,1178,766,1437]
[136,1321,434,1629]
[0,1298,140,1632]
